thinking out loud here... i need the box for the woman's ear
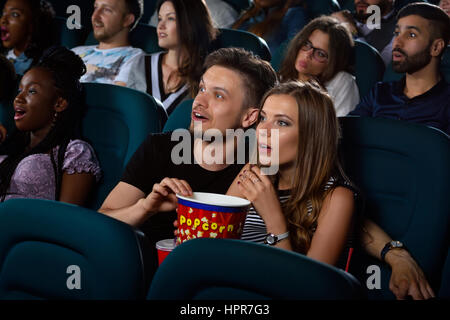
[54,97,68,113]
[241,107,260,129]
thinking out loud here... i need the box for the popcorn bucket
[155,239,176,265]
[176,192,250,245]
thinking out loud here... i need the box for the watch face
[266,234,276,245]
[391,240,403,248]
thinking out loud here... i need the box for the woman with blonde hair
[227,81,358,268]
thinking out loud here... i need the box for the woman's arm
[306,187,355,266]
[0,123,7,143]
[233,165,292,251]
[59,172,96,206]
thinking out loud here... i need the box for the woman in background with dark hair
[0,46,101,205]
[279,16,360,116]
[146,0,218,115]
[232,0,308,54]
[0,0,55,75]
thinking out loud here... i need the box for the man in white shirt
[72,0,146,91]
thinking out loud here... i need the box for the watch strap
[381,240,404,262]
[265,231,289,245]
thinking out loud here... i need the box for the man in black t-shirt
[98,48,277,250]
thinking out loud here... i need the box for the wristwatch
[381,240,405,262]
[264,231,289,245]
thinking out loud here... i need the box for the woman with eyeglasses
[279,16,359,116]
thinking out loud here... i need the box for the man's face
[190,65,251,135]
[354,0,390,22]
[392,15,433,74]
[92,0,132,42]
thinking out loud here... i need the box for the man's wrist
[384,247,410,266]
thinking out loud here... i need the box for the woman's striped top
[240,176,357,270]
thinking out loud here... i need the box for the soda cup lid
[156,239,176,252]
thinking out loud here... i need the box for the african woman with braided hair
[0,46,101,205]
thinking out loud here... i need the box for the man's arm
[99,182,149,227]
[361,219,435,299]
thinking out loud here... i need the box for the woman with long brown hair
[279,16,360,116]
[227,81,357,268]
[145,0,218,115]
[232,0,308,54]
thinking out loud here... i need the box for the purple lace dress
[0,139,102,201]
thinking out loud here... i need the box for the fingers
[391,278,409,300]
[407,281,424,300]
[160,178,192,196]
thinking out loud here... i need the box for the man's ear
[123,13,136,29]
[54,97,68,113]
[241,107,260,129]
[430,38,445,57]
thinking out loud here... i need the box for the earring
[51,112,58,127]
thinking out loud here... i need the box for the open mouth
[392,51,405,61]
[192,110,209,121]
[258,144,272,152]
[14,107,26,121]
[0,26,10,42]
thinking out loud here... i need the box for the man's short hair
[203,48,277,109]
[397,2,450,48]
[124,0,143,30]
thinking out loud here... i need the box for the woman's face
[256,94,299,168]
[157,1,179,50]
[0,0,33,52]
[13,67,59,133]
[295,29,330,79]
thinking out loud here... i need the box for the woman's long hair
[258,81,348,253]
[279,16,354,85]
[0,46,86,201]
[0,0,55,66]
[156,0,218,95]
[232,0,304,39]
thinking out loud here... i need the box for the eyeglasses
[300,41,329,63]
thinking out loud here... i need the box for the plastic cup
[176,192,250,245]
[155,239,176,265]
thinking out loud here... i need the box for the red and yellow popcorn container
[176,192,250,245]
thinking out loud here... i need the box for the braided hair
[0,45,86,201]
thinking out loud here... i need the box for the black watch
[264,231,289,245]
[381,240,405,262]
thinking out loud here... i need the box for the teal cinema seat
[0,198,152,300]
[354,40,385,98]
[82,83,166,210]
[53,16,88,49]
[340,116,450,299]
[162,99,193,133]
[148,238,365,300]
[213,28,272,61]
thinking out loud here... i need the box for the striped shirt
[240,176,357,270]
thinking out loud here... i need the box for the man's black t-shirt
[121,131,244,247]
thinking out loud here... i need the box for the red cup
[176,192,250,245]
[156,239,176,265]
